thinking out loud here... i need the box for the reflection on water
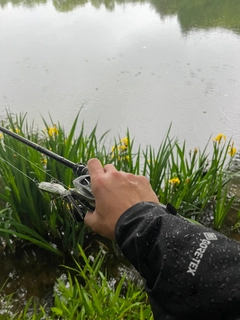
[1,0,240,35]
[153,0,240,35]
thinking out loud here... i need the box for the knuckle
[103,164,112,170]
[138,175,149,184]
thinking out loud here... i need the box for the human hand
[84,158,159,240]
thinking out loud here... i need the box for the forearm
[115,202,168,287]
[115,202,240,319]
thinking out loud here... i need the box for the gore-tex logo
[187,233,217,276]
[203,232,218,241]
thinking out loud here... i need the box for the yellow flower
[212,133,226,143]
[41,158,47,165]
[118,145,127,151]
[169,177,180,185]
[228,143,237,157]
[0,133,3,139]
[120,137,128,147]
[48,124,58,137]
[111,137,129,157]
[8,128,20,134]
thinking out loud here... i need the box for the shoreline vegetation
[0,111,239,318]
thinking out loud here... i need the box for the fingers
[104,164,117,173]
[88,158,117,176]
[84,210,94,227]
[87,158,104,178]
[84,211,106,238]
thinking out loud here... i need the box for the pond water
[0,248,62,315]
[1,0,240,314]
[1,0,240,152]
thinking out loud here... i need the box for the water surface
[1,0,240,151]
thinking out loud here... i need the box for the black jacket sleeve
[115,202,240,320]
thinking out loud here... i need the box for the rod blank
[0,126,76,169]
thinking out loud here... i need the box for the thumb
[84,210,96,229]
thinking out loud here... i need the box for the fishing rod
[0,125,95,220]
[0,125,84,173]
[0,127,182,223]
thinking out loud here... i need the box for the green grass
[1,247,153,320]
[0,112,238,257]
[0,112,239,320]
[0,111,109,256]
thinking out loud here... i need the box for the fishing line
[0,128,94,219]
[0,155,37,184]
[0,153,79,221]
[1,142,69,189]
